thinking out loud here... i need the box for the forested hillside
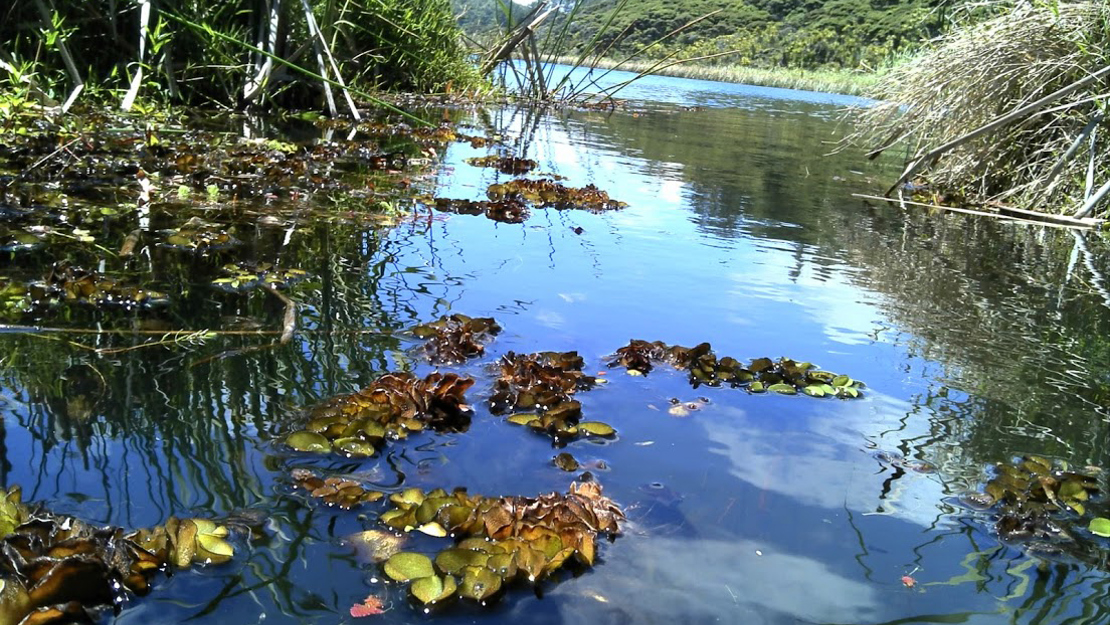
[455,0,955,70]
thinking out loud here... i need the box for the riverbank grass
[547,56,879,96]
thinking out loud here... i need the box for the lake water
[4,66,1110,624]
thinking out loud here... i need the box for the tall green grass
[0,0,482,114]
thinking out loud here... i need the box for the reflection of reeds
[0,215,425,526]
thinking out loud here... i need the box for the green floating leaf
[554,453,579,472]
[435,548,489,575]
[1090,517,1110,537]
[507,414,539,426]
[416,522,447,537]
[195,533,234,563]
[748,381,765,393]
[768,383,797,395]
[1058,479,1088,501]
[578,421,616,436]
[384,552,435,581]
[284,431,331,453]
[333,437,376,458]
[411,574,457,604]
[458,565,501,601]
[803,385,825,397]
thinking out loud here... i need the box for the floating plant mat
[489,351,615,444]
[0,485,238,625]
[211,262,309,293]
[487,179,626,211]
[1,111,456,201]
[607,339,865,397]
[411,314,501,364]
[960,455,1110,566]
[429,197,529,223]
[464,155,537,175]
[25,261,169,312]
[428,178,626,224]
[375,480,623,606]
[0,107,470,342]
[290,468,384,510]
[283,372,474,458]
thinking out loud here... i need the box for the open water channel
[3,66,1110,625]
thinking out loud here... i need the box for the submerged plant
[211,262,309,292]
[159,224,240,253]
[26,262,169,312]
[377,480,623,606]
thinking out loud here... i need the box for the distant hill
[454,0,956,70]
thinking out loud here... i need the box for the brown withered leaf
[489,352,606,444]
[291,468,384,510]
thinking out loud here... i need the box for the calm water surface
[5,67,1110,624]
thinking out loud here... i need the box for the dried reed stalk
[847,1,1110,216]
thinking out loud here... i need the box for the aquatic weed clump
[0,485,238,625]
[464,155,538,175]
[951,455,1110,570]
[431,197,530,223]
[607,339,864,397]
[489,351,615,443]
[284,372,475,458]
[430,176,627,224]
[376,480,624,606]
[489,178,627,212]
[289,467,385,510]
[411,314,502,364]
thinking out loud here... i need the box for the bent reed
[846,1,1110,217]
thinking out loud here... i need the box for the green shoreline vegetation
[5,0,1110,217]
[544,55,880,96]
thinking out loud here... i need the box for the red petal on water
[350,595,386,617]
[901,575,916,588]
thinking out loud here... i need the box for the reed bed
[846,1,1110,217]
